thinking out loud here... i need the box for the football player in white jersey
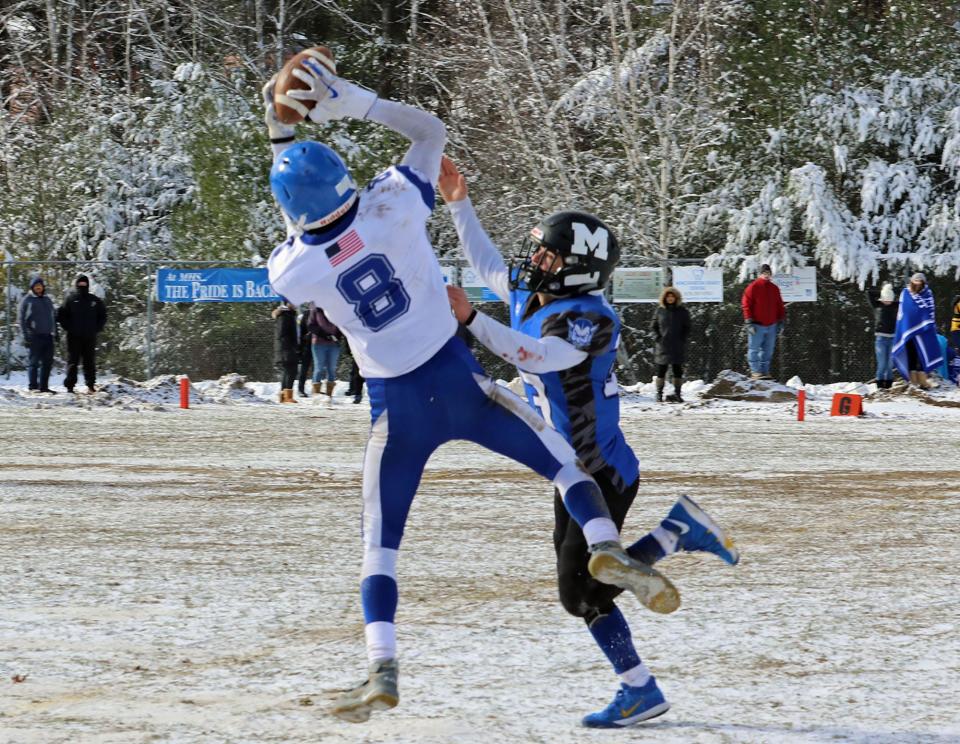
[262,58,678,723]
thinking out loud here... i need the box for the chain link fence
[4,260,957,386]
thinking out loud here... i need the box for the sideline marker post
[180,376,190,409]
[797,388,806,422]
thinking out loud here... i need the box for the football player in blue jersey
[262,60,682,723]
[439,156,740,729]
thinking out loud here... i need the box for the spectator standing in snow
[273,299,300,403]
[343,357,365,405]
[18,276,57,393]
[296,307,313,397]
[57,274,107,394]
[651,286,691,403]
[866,282,898,389]
[892,273,941,390]
[307,303,342,402]
[741,264,786,380]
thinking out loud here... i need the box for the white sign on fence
[612,267,664,303]
[671,266,724,302]
[461,267,501,302]
[771,266,818,302]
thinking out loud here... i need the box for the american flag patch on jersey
[326,230,365,267]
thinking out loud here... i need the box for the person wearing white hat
[867,282,899,388]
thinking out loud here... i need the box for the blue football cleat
[582,678,670,728]
[664,495,740,565]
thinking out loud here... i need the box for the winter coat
[741,276,786,326]
[951,294,960,333]
[58,289,107,338]
[272,304,300,367]
[19,287,57,341]
[651,288,691,365]
[867,289,899,336]
[307,305,341,346]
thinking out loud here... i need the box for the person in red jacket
[741,264,786,380]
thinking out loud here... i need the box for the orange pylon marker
[797,389,805,421]
[180,376,190,409]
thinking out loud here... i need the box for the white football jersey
[268,165,456,379]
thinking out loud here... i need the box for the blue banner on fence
[156,268,280,303]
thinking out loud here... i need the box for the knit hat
[759,263,772,275]
[910,272,926,283]
[880,283,895,302]
[29,276,44,290]
[76,274,89,286]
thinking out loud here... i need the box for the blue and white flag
[891,287,942,378]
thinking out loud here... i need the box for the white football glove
[262,75,295,141]
[287,58,378,123]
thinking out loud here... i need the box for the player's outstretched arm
[440,157,510,303]
[289,59,445,186]
[447,286,587,374]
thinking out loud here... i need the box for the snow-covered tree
[717,69,960,284]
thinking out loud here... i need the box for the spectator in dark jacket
[651,286,691,403]
[344,357,365,404]
[18,276,57,393]
[57,274,107,394]
[867,282,898,389]
[296,308,313,397]
[307,303,342,402]
[273,300,300,403]
[741,263,786,380]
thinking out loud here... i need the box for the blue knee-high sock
[562,479,611,527]
[587,606,641,674]
[361,574,398,623]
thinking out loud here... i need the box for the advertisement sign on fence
[612,267,664,303]
[771,266,818,302]
[671,266,724,302]
[156,268,281,303]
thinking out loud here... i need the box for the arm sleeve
[741,284,753,320]
[466,310,588,374]
[56,302,68,329]
[650,311,661,340]
[365,98,446,186]
[447,198,511,303]
[682,307,692,337]
[777,289,787,322]
[97,300,107,333]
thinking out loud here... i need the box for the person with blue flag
[891,273,942,389]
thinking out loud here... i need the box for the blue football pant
[359,337,615,662]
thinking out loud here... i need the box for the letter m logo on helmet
[571,222,609,261]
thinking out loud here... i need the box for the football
[274,45,336,125]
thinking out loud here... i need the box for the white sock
[365,621,396,664]
[619,662,652,688]
[651,525,680,557]
[582,517,620,546]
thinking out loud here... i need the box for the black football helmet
[509,210,620,296]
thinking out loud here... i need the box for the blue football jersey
[510,284,639,490]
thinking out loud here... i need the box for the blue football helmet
[270,141,358,230]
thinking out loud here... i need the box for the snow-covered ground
[1,372,959,743]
